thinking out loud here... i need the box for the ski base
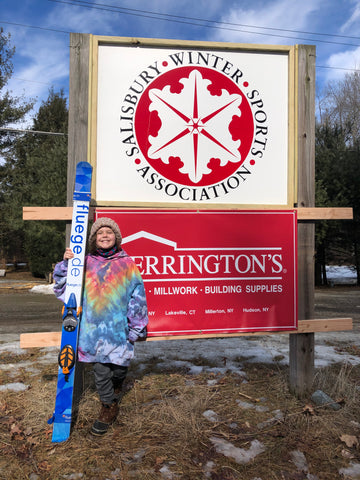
[49,161,92,443]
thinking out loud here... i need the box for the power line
[0,19,70,34]
[317,65,360,72]
[13,77,54,86]
[3,0,360,48]
[2,7,360,76]
[0,127,66,136]
[3,17,360,75]
[62,0,360,42]
[48,0,360,47]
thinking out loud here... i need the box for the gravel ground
[0,274,358,343]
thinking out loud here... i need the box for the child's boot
[91,401,119,436]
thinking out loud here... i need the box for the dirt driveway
[0,282,359,335]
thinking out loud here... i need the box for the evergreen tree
[316,70,360,285]
[0,28,34,155]
[1,89,68,276]
[315,121,360,285]
[0,29,34,264]
[315,123,346,284]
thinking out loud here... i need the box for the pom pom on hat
[88,217,122,253]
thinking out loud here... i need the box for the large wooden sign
[90,37,297,208]
[96,209,298,335]
[65,35,318,395]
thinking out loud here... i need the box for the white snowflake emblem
[147,70,242,184]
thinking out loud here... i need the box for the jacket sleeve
[127,279,149,343]
[53,260,68,302]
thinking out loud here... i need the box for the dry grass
[1,352,360,480]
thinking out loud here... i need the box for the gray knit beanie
[88,217,122,253]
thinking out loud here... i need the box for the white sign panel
[94,39,294,207]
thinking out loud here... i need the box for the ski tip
[76,161,92,172]
[74,162,92,197]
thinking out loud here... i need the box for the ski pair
[48,161,92,443]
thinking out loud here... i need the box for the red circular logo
[134,67,254,187]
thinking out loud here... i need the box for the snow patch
[315,345,360,367]
[290,450,319,479]
[236,399,269,412]
[257,409,284,429]
[339,462,360,478]
[30,284,55,295]
[0,341,24,355]
[62,474,84,480]
[159,464,178,479]
[204,461,216,478]
[326,265,357,285]
[291,450,309,472]
[210,437,265,464]
[203,410,220,422]
[0,382,28,392]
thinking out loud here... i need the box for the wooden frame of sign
[88,35,297,209]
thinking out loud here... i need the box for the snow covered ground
[1,265,359,387]
[326,265,357,285]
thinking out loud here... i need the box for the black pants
[93,363,128,404]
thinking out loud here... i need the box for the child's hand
[63,248,74,261]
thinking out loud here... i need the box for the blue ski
[48,161,92,442]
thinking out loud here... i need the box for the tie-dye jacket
[53,249,148,366]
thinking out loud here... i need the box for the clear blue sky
[2,0,360,127]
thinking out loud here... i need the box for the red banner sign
[96,210,297,336]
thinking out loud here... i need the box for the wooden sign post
[289,45,316,395]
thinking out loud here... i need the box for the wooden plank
[20,332,61,348]
[23,206,95,221]
[23,206,72,220]
[19,318,353,348]
[294,318,352,333]
[297,207,353,220]
[94,35,294,54]
[23,206,353,221]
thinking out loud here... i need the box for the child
[53,217,148,436]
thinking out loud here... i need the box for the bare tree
[318,71,360,148]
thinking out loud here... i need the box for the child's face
[96,227,116,250]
